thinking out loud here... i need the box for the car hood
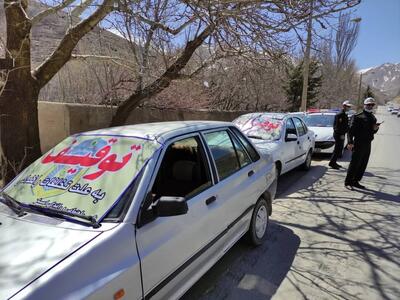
[250,139,280,155]
[308,126,333,141]
[0,209,101,300]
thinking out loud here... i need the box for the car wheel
[301,150,312,170]
[246,198,269,246]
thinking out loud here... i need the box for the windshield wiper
[0,191,26,217]
[26,204,101,228]
[247,135,264,140]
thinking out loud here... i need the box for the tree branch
[71,0,95,18]
[111,23,215,125]
[71,54,136,71]
[31,0,76,25]
[136,15,196,35]
[33,0,115,88]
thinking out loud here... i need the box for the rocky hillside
[0,0,132,65]
[0,0,136,104]
[361,63,400,100]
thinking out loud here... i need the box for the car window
[304,114,335,127]
[151,136,212,201]
[301,119,308,133]
[286,118,297,136]
[230,127,260,162]
[293,117,306,136]
[233,114,283,141]
[230,132,252,168]
[203,130,241,180]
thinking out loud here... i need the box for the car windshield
[233,114,283,141]
[305,114,335,127]
[3,134,161,222]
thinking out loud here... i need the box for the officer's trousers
[329,134,345,165]
[345,141,371,184]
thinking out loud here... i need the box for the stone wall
[38,101,244,152]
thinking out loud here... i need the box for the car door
[202,129,262,242]
[282,118,299,173]
[135,133,228,299]
[292,117,309,166]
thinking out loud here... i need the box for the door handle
[248,170,254,177]
[205,196,217,205]
[297,141,300,145]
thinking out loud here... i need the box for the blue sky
[352,0,400,70]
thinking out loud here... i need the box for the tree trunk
[0,76,41,183]
[1,0,41,184]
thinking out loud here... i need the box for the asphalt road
[182,106,400,300]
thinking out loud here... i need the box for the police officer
[329,100,353,169]
[345,97,380,189]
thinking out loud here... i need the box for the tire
[301,150,312,170]
[246,198,269,246]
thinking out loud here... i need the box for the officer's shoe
[352,182,366,189]
[344,182,354,190]
[335,163,343,168]
[329,162,340,170]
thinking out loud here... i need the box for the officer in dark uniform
[329,100,353,169]
[345,97,380,189]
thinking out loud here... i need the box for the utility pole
[300,0,314,112]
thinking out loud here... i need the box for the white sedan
[233,113,315,176]
[0,121,277,300]
[304,112,337,154]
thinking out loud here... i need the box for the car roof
[237,112,288,121]
[78,121,233,144]
[306,112,336,116]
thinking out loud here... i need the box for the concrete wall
[38,101,244,152]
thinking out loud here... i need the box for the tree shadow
[183,167,400,300]
[272,168,400,300]
[277,165,328,198]
[181,223,300,300]
[363,171,387,179]
[358,187,400,203]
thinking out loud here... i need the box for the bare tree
[0,0,115,183]
[316,12,360,107]
[109,0,361,125]
[335,12,359,71]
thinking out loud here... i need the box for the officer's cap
[342,100,353,107]
[364,97,376,105]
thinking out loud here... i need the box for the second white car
[233,113,315,176]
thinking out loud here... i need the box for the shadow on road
[181,223,300,300]
[277,165,328,197]
[273,168,400,299]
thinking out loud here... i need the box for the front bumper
[313,141,335,153]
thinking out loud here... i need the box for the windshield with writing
[4,135,161,222]
[233,115,283,141]
[305,115,335,127]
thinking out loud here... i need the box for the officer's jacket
[348,110,378,144]
[333,110,349,135]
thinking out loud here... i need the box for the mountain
[0,0,132,67]
[360,63,400,101]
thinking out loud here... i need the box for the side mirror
[155,196,188,217]
[285,133,298,142]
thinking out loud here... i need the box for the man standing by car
[329,100,352,169]
[345,97,380,189]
